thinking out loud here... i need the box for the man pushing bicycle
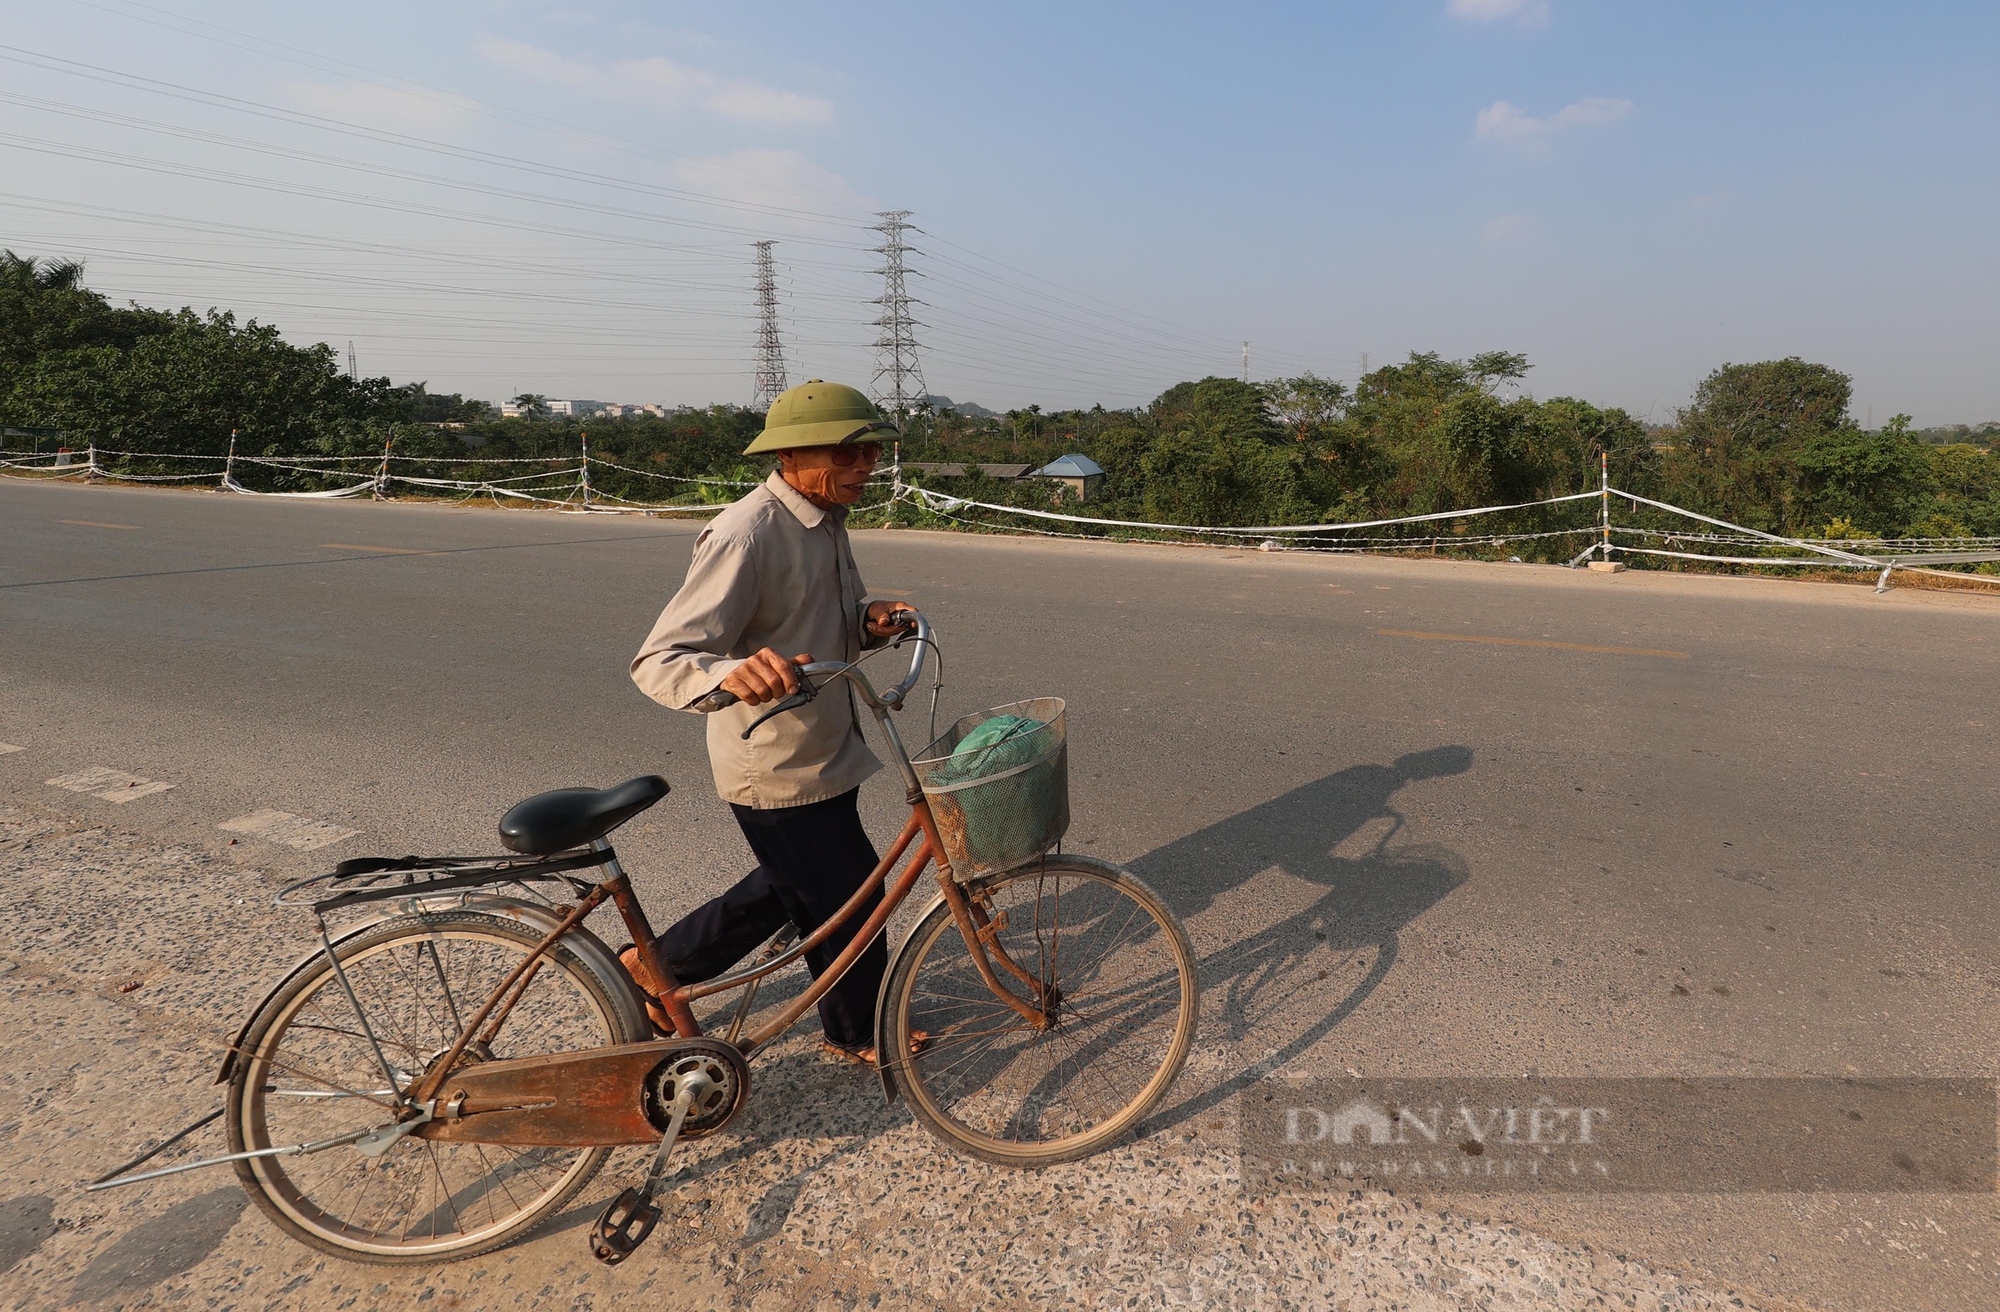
[627,380,916,1066]
[194,389,1193,1258]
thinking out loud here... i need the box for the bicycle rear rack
[274,847,612,914]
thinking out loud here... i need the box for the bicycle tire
[225,909,634,1264]
[883,856,1198,1166]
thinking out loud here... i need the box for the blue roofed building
[1028,453,1106,502]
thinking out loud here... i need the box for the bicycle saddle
[499,776,670,855]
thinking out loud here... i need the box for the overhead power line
[0,50,872,231]
[2,26,1362,403]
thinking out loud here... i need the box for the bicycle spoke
[233,916,620,1256]
[893,863,1195,1161]
[284,1022,429,1055]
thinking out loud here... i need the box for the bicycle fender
[872,890,950,1104]
[215,895,648,1085]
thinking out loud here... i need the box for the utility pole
[346,341,358,380]
[1360,352,1369,376]
[751,241,789,408]
[869,210,927,418]
[1241,341,1250,384]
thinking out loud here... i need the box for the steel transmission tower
[868,210,927,417]
[751,241,789,408]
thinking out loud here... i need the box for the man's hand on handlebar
[692,610,929,722]
[865,600,918,639]
[719,648,813,706]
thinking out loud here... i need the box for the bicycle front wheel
[884,856,1198,1166]
[226,909,634,1264]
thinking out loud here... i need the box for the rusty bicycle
[91,614,1198,1266]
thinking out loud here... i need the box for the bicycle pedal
[590,1187,660,1265]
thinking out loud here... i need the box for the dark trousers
[653,788,885,1049]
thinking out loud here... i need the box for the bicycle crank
[592,1046,741,1265]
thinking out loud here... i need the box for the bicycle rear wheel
[225,909,634,1264]
[883,856,1198,1166]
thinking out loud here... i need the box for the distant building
[1027,453,1106,501]
[499,398,610,418]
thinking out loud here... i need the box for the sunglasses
[828,442,883,468]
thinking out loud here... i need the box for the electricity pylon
[869,211,926,418]
[751,241,788,408]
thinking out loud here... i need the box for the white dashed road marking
[0,744,22,755]
[219,809,358,851]
[47,766,174,803]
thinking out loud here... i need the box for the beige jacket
[631,471,883,808]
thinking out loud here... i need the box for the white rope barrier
[1614,545,1875,569]
[1605,487,1885,569]
[8,442,1997,591]
[221,474,375,499]
[1598,486,2000,590]
[885,470,2000,590]
[898,481,1602,535]
[390,467,581,489]
[1615,525,2000,550]
[906,489,1601,553]
[587,457,761,487]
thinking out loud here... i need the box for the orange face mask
[787,463,845,505]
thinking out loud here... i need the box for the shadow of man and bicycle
[1123,744,1474,1129]
[618,743,1474,1244]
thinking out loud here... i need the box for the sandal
[819,1032,931,1069]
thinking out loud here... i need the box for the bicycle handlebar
[688,612,932,730]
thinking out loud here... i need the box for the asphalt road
[4,477,1999,1311]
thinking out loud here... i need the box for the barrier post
[85,442,99,481]
[579,429,591,508]
[1600,450,1611,562]
[222,429,236,492]
[373,425,394,500]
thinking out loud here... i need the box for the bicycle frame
[90,613,1122,1201]
[405,619,1050,1120]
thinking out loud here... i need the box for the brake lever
[739,681,818,740]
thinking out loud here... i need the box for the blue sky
[6,1,1997,423]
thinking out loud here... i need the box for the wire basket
[911,697,1069,877]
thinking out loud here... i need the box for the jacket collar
[764,468,842,529]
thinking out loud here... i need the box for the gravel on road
[0,802,1792,1311]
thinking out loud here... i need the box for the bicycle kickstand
[590,1066,713,1265]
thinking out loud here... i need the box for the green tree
[1341,351,1543,514]
[1792,414,1935,535]
[1260,372,1350,443]
[1926,442,2000,537]
[1134,377,1309,525]
[1660,357,1854,533]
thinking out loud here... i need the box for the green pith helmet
[743,379,896,455]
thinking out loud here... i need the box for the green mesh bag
[912,698,1069,876]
